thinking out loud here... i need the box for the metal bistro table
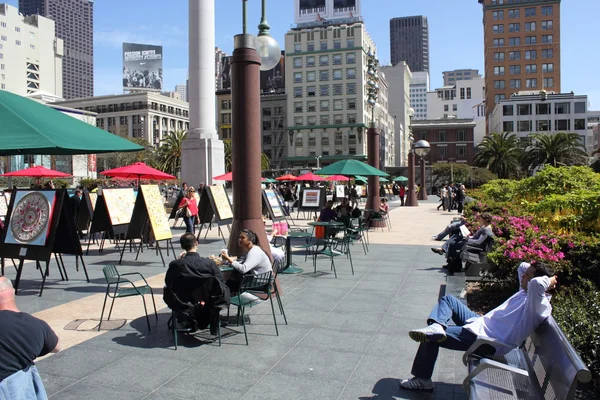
[277,231,311,274]
[307,221,345,252]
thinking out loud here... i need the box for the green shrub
[78,178,104,191]
[516,166,600,201]
[479,179,520,203]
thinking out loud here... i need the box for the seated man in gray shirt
[221,229,272,293]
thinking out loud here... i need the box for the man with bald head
[0,277,61,399]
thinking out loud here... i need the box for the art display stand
[197,185,233,244]
[274,190,296,226]
[120,185,175,267]
[75,190,96,238]
[0,189,89,296]
[297,187,326,220]
[262,189,286,222]
[86,188,135,255]
[169,190,185,228]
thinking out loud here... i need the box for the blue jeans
[411,295,479,379]
[0,364,48,400]
[434,221,463,241]
[184,216,195,234]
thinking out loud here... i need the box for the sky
[6,0,600,107]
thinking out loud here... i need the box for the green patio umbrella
[316,159,389,177]
[263,178,277,183]
[0,90,144,155]
[393,176,409,182]
[379,177,390,183]
[354,175,368,183]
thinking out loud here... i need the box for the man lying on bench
[400,261,557,391]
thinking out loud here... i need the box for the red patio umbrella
[322,174,350,182]
[101,162,176,186]
[1,165,72,179]
[295,172,326,181]
[276,174,297,181]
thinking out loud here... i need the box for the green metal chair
[270,260,287,325]
[312,230,354,278]
[99,265,158,332]
[229,271,278,345]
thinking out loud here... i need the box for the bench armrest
[462,358,529,393]
[462,337,516,366]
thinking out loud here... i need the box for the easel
[86,188,133,255]
[197,221,230,244]
[196,185,233,245]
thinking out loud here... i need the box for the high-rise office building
[479,0,561,126]
[442,69,481,86]
[175,84,187,102]
[389,16,429,73]
[19,0,94,100]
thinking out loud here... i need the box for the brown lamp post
[228,0,280,258]
[405,108,419,207]
[415,140,431,201]
[365,49,381,213]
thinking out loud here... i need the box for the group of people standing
[437,182,466,214]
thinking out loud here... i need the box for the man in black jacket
[164,233,230,335]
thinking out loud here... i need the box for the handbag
[185,206,192,218]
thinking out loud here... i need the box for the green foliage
[51,179,71,189]
[155,130,187,176]
[520,132,589,172]
[431,163,497,188]
[552,280,600,395]
[516,166,600,201]
[531,191,600,233]
[478,179,520,203]
[78,178,104,191]
[473,132,523,179]
[223,139,270,172]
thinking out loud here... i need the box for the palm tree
[521,132,588,172]
[156,129,187,176]
[473,132,523,179]
[223,139,270,172]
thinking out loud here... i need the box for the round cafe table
[307,221,345,252]
[276,231,312,274]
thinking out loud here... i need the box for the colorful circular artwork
[10,192,51,243]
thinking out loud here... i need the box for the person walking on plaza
[400,262,557,391]
[178,187,198,234]
[0,277,61,399]
[399,185,406,206]
[437,185,447,211]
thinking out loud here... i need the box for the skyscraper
[19,0,94,99]
[389,16,429,73]
[479,0,561,126]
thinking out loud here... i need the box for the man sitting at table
[164,233,229,334]
[221,229,272,293]
[335,198,353,218]
[319,200,337,222]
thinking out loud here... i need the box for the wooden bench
[463,315,591,399]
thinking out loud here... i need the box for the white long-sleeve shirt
[464,262,551,353]
[231,246,272,275]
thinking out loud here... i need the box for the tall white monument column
[181,0,225,186]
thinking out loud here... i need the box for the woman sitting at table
[319,200,337,222]
[335,198,353,218]
[221,229,272,293]
[380,198,390,214]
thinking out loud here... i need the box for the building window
[460,88,465,99]
[307,86,316,97]
[525,7,536,17]
[509,37,520,46]
[494,52,505,62]
[525,64,537,74]
[503,105,514,116]
[467,88,472,99]
[307,101,316,112]
[333,40,341,49]
[307,116,317,126]
[320,85,329,96]
[262,121,271,131]
[293,58,302,68]
[294,43,301,52]
[457,146,466,158]
[541,35,553,44]
[518,121,532,132]
[542,49,553,59]
[541,20,553,30]
[508,9,520,19]
[493,38,505,47]
[493,66,505,76]
[509,65,521,75]
[525,22,536,31]
[320,115,330,125]
[319,55,329,66]
[536,103,550,115]
[525,36,536,45]
[333,99,343,110]
[575,102,586,114]
[333,83,343,95]
[306,56,315,67]
[495,94,506,103]
[346,53,356,64]
[555,120,570,131]
[293,87,303,98]
[492,11,504,20]
[307,43,315,51]
[347,39,355,48]
[518,104,532,115]
[346,68,356,79]
[457,130,466,141]
[493,24,504,34]
[438,130,447,142]
[294,102,303,113]
[320,100,329,111]
[15,40,21,46]
[508,23,520,32]
[348,114,357,124]
[294,72,302,83]
[541,6,553,16]
[509,51,521,60]
[525,50,537,60]
[555,103,570,114]
[541,63,554,73]
[494,80,505,89]
[575,119,586,130]
[333,114,343,124]
[333,54,342,65]
[320,41,327,50]
[346,82,356,95]
[510,79,521,89]
[262,107,271,116]
[307,71,316,82]
[503,121,514,132]
[537,120,550,131]
[438,146,447,159]
[333,69,342,80]
[347,99,357,110]
[0,22,6,28]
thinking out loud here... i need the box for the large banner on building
[260,52,285,93]
[219,56,231,90]
[295,0,360,24]
[122,43,163,91]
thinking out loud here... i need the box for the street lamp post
[365,49,381,213]
[228,0,280,258]
[405,108,419,207]
[415,140,430,201]
[315,155,321,169]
